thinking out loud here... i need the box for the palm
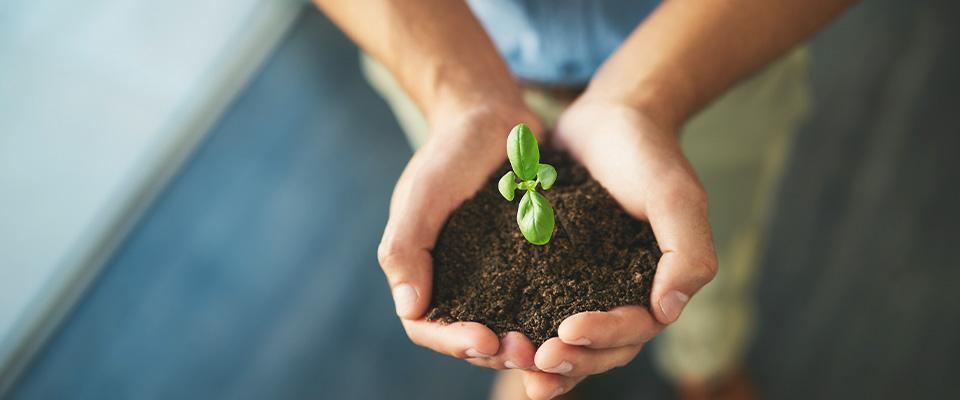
[511,99,718,400]
[379,109,544,370]
[556,98,716,323]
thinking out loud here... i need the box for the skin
[314,0,543,371]
[314,0,857,398]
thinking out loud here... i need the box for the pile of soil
[427,150,661,346]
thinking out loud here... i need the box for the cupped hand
[517,97,718,399]
[378,104,543,370]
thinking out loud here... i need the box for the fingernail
[392,283,418,317]
[544,361,573,374]
[566,337,591,346]
[504,360,519,369]
[660,290,690,323]
[465,348,492,359]
[549,387,565,399]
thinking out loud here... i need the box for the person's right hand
[378,103,543,370]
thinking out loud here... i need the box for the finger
[463,331,537,370]
[378,153,450,319]
[494,331,537,369]
[378,240,433,319]
[646,177,718,324]
[466,357,495,369]
[522,370,585,400]
[557,306,664,349]
[534,338,641,377]
[401,319,500,360]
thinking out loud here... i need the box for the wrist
[413,58,530,125]
[582,73,695,134]
[417,96,542,180]
[426,93,542,140]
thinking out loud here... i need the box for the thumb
[377,129,508,320]
[646,181,718,324]
[377,238,433,320]
[377,152,452,320]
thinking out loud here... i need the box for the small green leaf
[506,123,540,181]
[498,171,518,201]
[517,190,555,245]
[537,163,557,190]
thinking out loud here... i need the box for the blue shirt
[468,0,660,86]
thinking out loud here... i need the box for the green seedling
[498,123,557,245]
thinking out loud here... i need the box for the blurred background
[1,0,958,399]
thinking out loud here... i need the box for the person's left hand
[515,94,717,399]
[517,306,664,399]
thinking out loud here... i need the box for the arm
[588,0,856,131]
[580,0,857,322]
[525,2,857,399]
[313,0,527,121]
[313,0,541,371]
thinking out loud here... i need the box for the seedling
[498,123,557,245]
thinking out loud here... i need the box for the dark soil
[427,150,661,346]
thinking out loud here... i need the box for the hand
[378,103,543,370]
[517,97,718,399]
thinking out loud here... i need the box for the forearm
[314,0,525,121]
[586,0,856,131]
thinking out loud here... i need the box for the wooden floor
[9,0,960,399]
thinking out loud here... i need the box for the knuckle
[692,254,719,283]
[404,328,442,355]
[657,173,708,210]
[400,323,417,339]
[613,357,631,369]
[593,363,617,375]
[466,358,492,368]
[690,184,709,209]
[403,328,425,348]
[377,240,405,270]
[610,347,641,370]
[674,176,708,206]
